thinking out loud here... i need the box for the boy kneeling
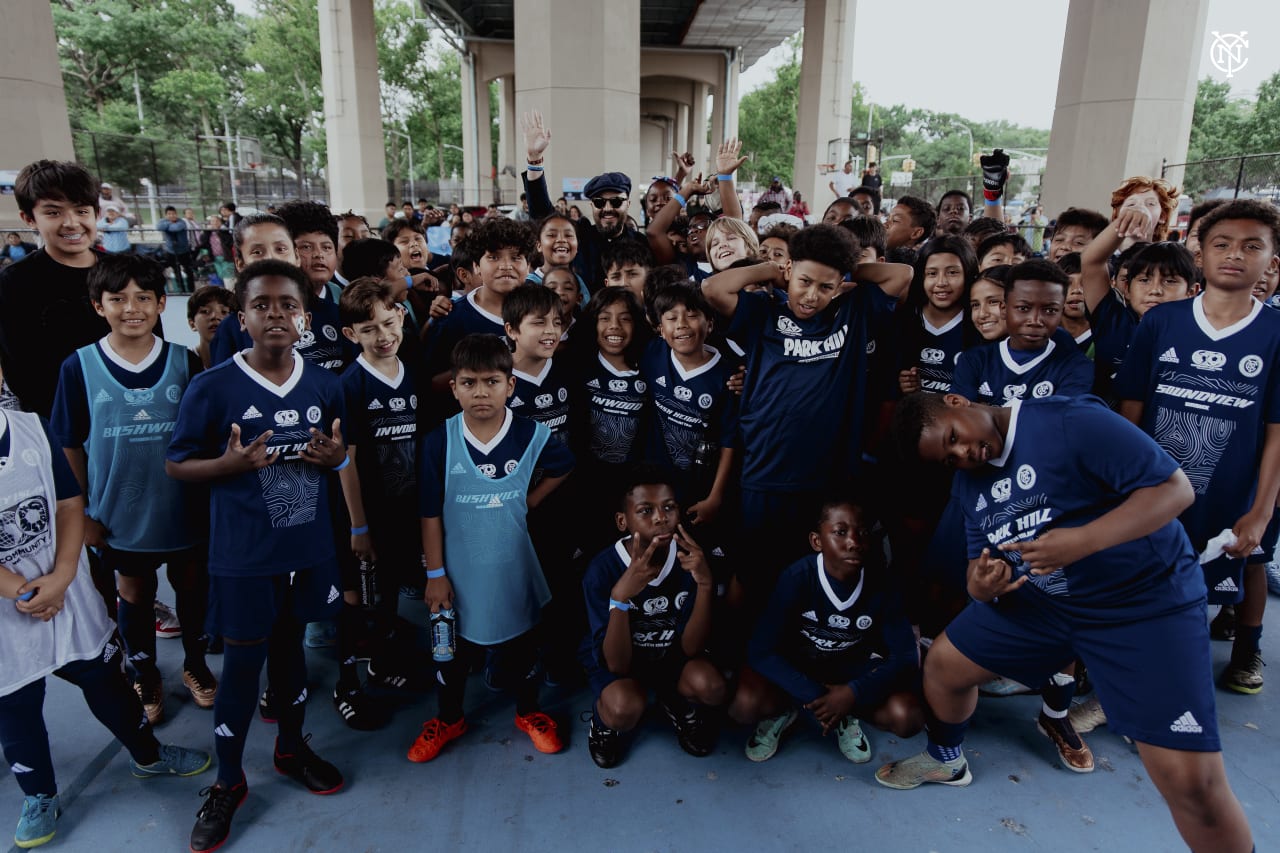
[583,466,725,768]
[731,497,923,764]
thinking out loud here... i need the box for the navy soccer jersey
[582,537,697,667]
[167,351,347,577]
[728,285,895,490]
[899,311,966,393]
[748,553,916,705]
[508,357,572,444]
[210,286,350,372]
[952,397,1204,619]
[579,352,647,464]
[1083,291,1138,401]
[424,288,507,376]
[340,355,423,505]
[951,337,1094,405]
[640,340,738,473]
[1114,295,1280,548]
[418,408,574,518]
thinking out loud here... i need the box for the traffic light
[902,158,915,173]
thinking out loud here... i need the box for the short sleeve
[1112,312,1158,403]
[417,427,447,518]
[535,431,575,477]
[1057,349,1096,396]
[1063,399,1177,493]
[49,354,90,450]
[726,290,770,343]
[951,476,989,559]
[38,417,82,500]
[167,373,217,463]
[341,371,370,448]
[951,350,979,399]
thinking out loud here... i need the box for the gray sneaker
[875,750,972,789]
[744,710,798,762]
[130,743,212,778]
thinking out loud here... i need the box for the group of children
[0,138,1272,853]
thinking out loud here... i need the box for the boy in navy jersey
[167,261,349,852]
[331,279,427,729]
[51,254,213,725]
[411,334,574,762]
[951,260,1093,405]
[503,285,571,442]
[1116,200,1280,697]
[732,497,922,764]
[424,219,537,399]
[702,225,910,624]
[879,392,1254,853]
[582,467,723,768]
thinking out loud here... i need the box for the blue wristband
[526,164,544,172]
[672,192,687,208]
[426,567,446,579]
[608,598,631,611]
[716,174,733,182]
[350,525,369,536]
[332,457,350,472]
[404,274,412,290]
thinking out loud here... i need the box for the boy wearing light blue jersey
[50,254,213,725]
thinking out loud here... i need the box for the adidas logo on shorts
[1169,711,1203,734]
[1215,577,1239,593]
[1159,347,1180,364]
[327,585,340,604]
[214,724,234,738]
[11,763,33,774]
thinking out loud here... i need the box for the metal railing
[1161,153,1280,202]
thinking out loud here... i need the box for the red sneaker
[515,712,563,754]
[407,717,467,763]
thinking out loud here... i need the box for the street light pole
[953,122,973,170]
[385,128,414,200]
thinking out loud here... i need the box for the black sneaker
[258,689,278,724]
[661,698,717,757]
[273,735,343,794]
[332,686,388,730]
[588,717,624,768]
[190,780,247,852]
[1210,604,1237,641]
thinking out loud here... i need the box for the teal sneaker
[834,716,871,763]
[304,621,337,649]
[876,750,972,789]
[744,710,798,762]
[15,794,59,849]
[130,744,213,778]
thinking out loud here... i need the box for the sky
[739,0,1280,130]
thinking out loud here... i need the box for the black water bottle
[357,558,378,609]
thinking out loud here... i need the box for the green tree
[1187,77,1248,162]
[737,35,801,185]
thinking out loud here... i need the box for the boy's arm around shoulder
[702,263,783,317]
[849,261,913,300]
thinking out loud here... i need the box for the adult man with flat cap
[519,111,648,291]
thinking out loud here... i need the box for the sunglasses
[591,197,628,210]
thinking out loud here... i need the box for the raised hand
[612,534,667,601]
[300,419,345,467]
[966,548,1026,602]
[1113,207,1154,241]
[222,422,276,473]
[680,173,714,199]
[674,524,712,587]
[521,110,552,161]
[715,139,749,176]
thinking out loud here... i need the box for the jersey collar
[988,399,1023,468]
[99,334,163,374]
[998,338,1056,375]
[513,357,553,386]
[597,351,638,377]
[1192,293,1264,341]
[614,536,678,586]
[923,311,963,336]
[233,350,304,398]
[357,353,405,389]
[670,345,722,382]
[467,288,505,326]
[816,554,864,611]
[462,407,513,455]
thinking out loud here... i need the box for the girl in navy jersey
[896,236,980,396]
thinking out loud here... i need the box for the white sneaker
[1067,695,1107,733]
[155,600,181,639]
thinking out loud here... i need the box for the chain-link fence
[1161,153,1280,203]
[882,172,1044,208]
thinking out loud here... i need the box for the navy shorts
[103,548,196,579]
[1203,554,1245,605]
[585,650,689,700]
[206,560,342,642]
[945,591,1219,751]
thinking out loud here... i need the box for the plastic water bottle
[357,559,378,609]
[431,608,456,662]
[691,439,718,496]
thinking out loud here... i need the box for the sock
[213,640,269,787]
[267,620,308,755]
[1041,670,1076,718]
[436,656,467,724]
[924,710,968,764]
[0,680,57,796]
[335,604,362,694]
[117,597,159,681]
[514,673,541,717]
[1237,624,1263,656]
[172,569,210,673]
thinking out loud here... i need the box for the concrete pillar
[318,0,387,222]
[514,0,640,192]
[675,103,690,165]
[0,0,75,228]
[689,83,709,170]
[497,75,517,204]
[476,78,494,205]
[792,0,857,215]
[1041,0,1208,216]
[461,52,481,206]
